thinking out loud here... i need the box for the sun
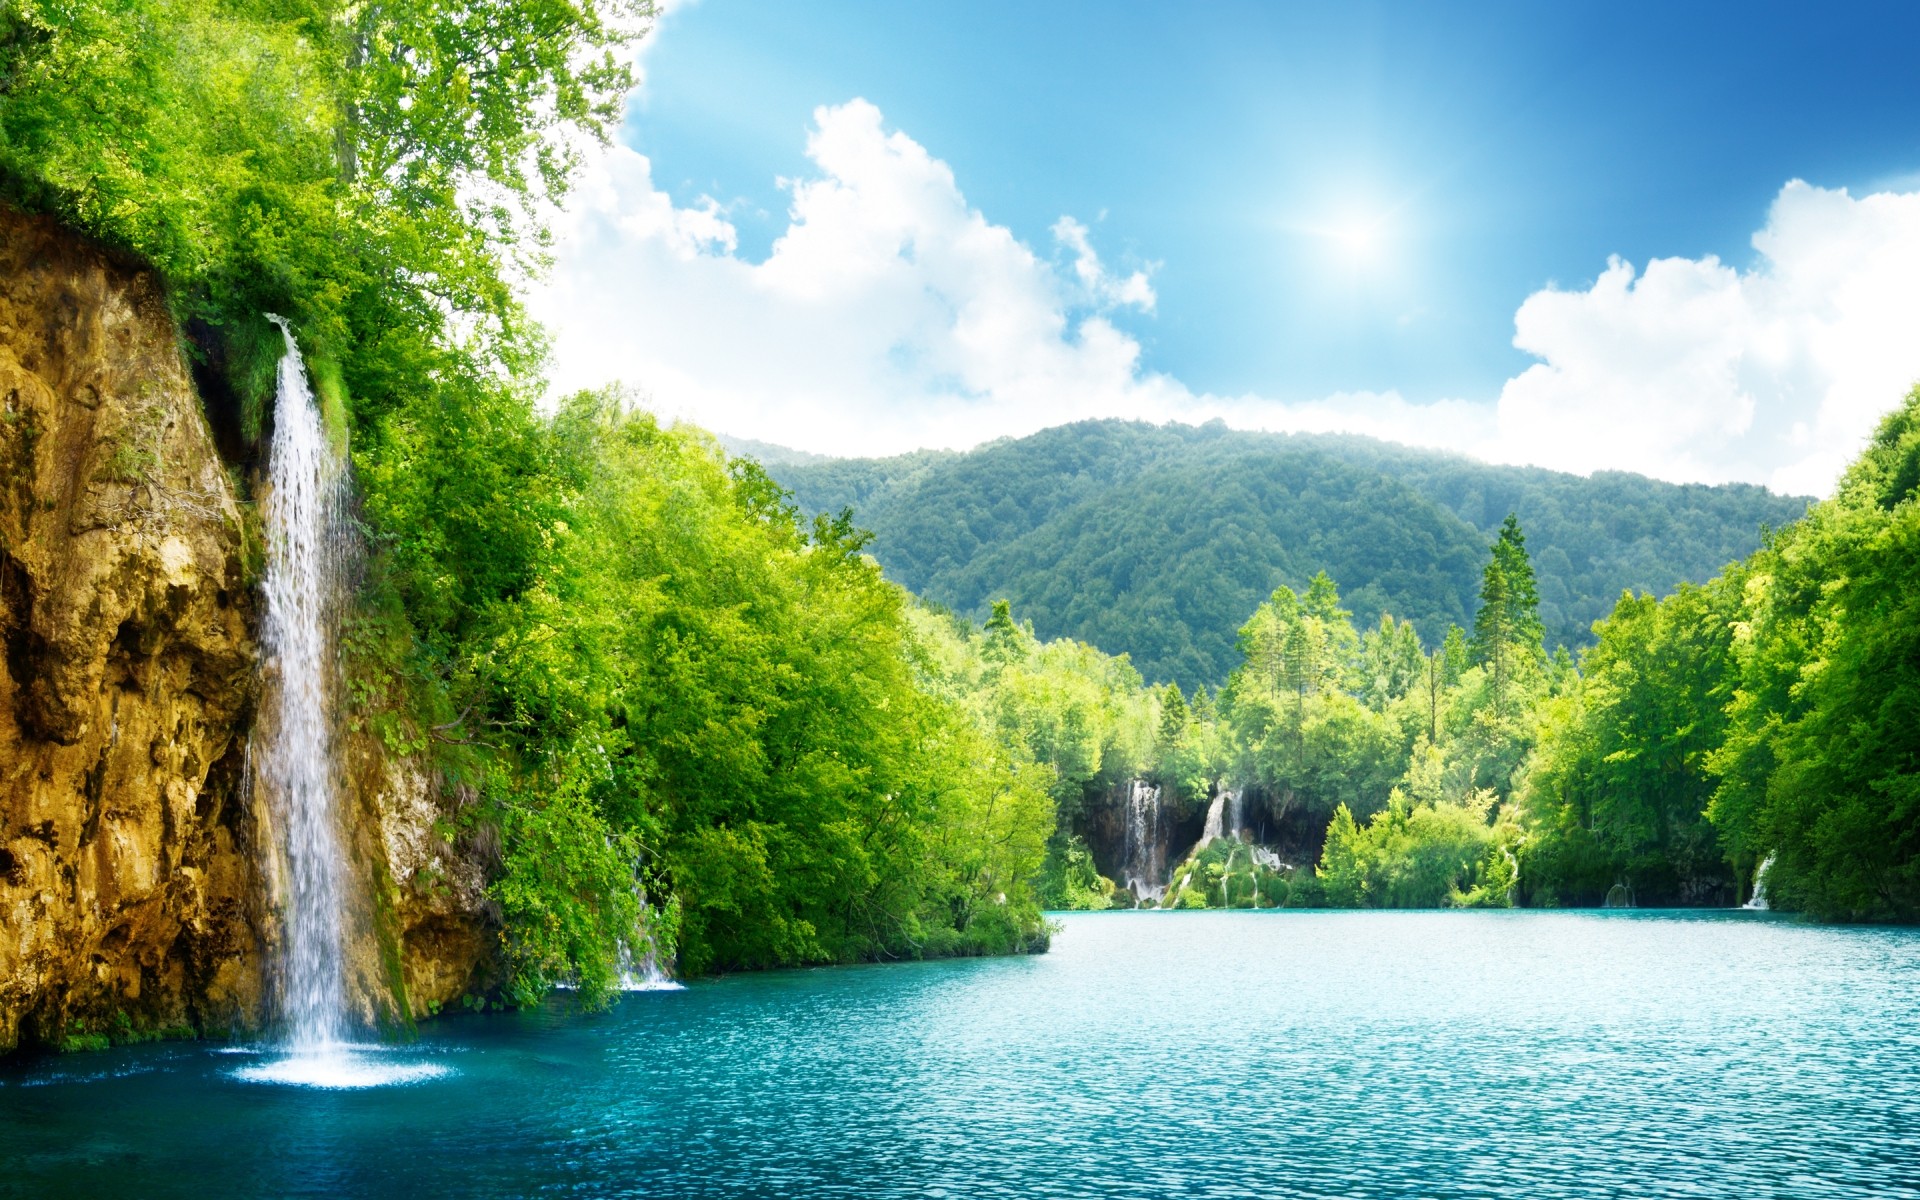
[1324,218,1384,264]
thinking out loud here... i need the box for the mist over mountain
[733,420,1810,688]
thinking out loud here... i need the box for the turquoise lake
[5,910,1919,1198]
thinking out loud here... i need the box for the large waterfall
[256,315,350,1052]
[236,320,447,1088]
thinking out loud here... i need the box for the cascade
[1119,780,1167,902]
[617,881,686,992]
[256,315,350,1051]
[1743,854,1776,911]
[1250,846,1287,872]
[235,320,449,1087]
[1199,789,1228,846]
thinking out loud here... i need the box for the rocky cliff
[0,208,494,1053]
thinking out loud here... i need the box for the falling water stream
[235,318,442,1088]
[257,316,349,1049]
[1120,781,1166,903]
[617,880,686,993]
[1744,854,1777,911]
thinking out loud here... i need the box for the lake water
[5,910,1919,1198]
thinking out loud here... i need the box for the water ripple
[4,911,1919,1198]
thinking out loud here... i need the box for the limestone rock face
[0,209,498,1052]
[342,736,497,1020]
[0,209,264,1051]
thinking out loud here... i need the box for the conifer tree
[1473,514,1545,710]
[1158,683,1189,747]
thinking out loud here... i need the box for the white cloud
[536,99,1192,453]
[1051,216,1156,312]
[1489,182,1920,494]
[534,100,1920,495]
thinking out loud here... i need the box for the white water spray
[1744,854,1776,911]
[256,316,351,1052]
[1192,786,1246,861]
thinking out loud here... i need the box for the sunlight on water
[7,911,1920,1198]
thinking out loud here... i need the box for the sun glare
[1325,218,1385,264]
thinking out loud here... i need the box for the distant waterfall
[1198,787,1244,840]
[257,315,350,1050]
[1744,854,1777,911]
[1119,781,1167,902]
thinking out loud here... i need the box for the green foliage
[1039,835,1119,911]
[465,399,1060,989]
[0,0,647,436]
[1520,581,1741,906]
[1223,575,1413,829]
[1159,837,1294,910]
[1316,790,1516,908]
[1708,387,1920,920]
[755,420,1807,688]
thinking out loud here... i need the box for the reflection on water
[5,910,1920,1199]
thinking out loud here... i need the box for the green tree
[1520,581,1741,906]
[1472,514,1545,711]
[1709,387,1920,919]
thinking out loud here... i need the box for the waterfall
[1120,780,1166,903]
[1226,789,1245,839]
[617,881,685,992]
[256,315,350,1052]
[1743,854,1776,911]
[1199,789,1228,846]
[1190,787,1236,852]
[234,318,449,1088]
[1250,846,1286,872]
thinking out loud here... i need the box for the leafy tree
[1224,575,1412,832]
[1520,581,1742,906]
[1316,789,1515,909]
[1709,388,1920,919]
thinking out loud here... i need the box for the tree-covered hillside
[746,421,1808,687]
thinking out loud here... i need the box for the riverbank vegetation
[3,0,1913,1029]
[0,0,1062,1003]
[1027,402,1920,923]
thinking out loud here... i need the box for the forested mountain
[741,421,1809,687]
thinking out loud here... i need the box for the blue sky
[535,1,1920,493]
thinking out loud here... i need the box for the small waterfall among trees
[1744,855,1777,911]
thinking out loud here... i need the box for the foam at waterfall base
[621,977,686,993]
[231,1044,453,1089]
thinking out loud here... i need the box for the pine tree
[1473,514,1545,709]
[984,598,1026,665]
[1158,683,1190,747]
